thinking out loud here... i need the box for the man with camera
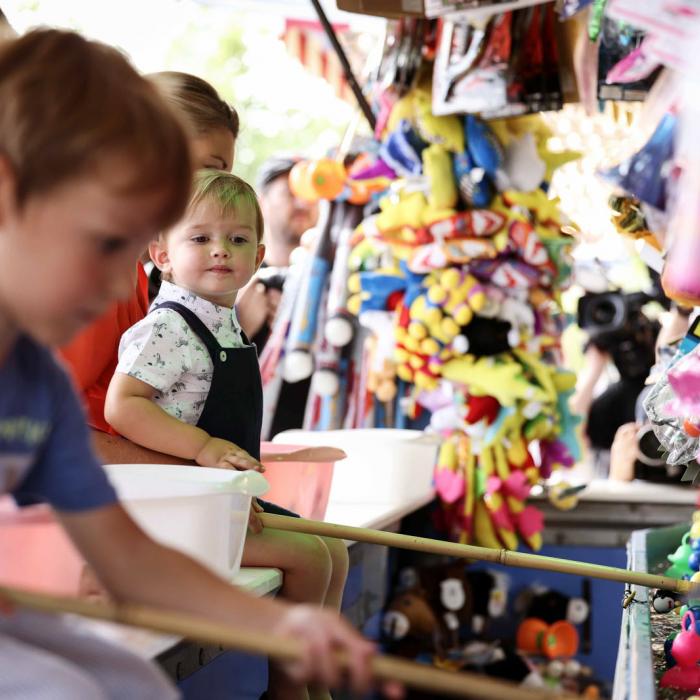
[573,289,660,452]
[236,156,319,436]
[572,281,692,481]
[236,156,318,349]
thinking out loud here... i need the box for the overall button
[219,351,227,362]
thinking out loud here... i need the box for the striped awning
[282,18,356,102]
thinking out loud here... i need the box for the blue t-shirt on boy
[0,335,117,510]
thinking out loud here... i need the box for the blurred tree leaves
[166,10,350,186]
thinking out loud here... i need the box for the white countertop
[576,479,696,504]
[73,475,696,660]
[531,476,697,505]
[325,491,436,535]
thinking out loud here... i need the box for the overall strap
[154,301,221,359]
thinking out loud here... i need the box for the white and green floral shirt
[116,281,245,425]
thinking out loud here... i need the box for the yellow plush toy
[442,355,551,406]
[423,144,458,211]
[389,88,464,154]
[394,267,488,389]
[489,114,580,183]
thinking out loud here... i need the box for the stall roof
[192,0,385,28]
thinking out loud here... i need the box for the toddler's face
[0,165,175,346]
[152,197,264,307]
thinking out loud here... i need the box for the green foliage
[165,11,348,186]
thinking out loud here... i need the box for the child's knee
[297,534,333,581]
[322,537,349,580]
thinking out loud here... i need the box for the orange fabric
[59,264,149,434]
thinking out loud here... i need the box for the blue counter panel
[480,543,627,683]
[180,651,267,700]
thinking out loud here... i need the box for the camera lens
[590,298,617,326]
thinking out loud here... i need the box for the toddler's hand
[248,498,264,534]
[195,437,265,472]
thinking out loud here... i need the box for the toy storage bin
[272,429,438,505]
[0,498,83,595]
[0,466,267,595]
[260,442,335,520]
[104,465,268,579]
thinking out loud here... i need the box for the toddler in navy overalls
[153,300,296,517]
[108,170,349,700]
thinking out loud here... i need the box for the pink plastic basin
[260,442,335,520]
[0,445,336,596]
[0,497,83,595]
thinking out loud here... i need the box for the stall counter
[531,478,696,547]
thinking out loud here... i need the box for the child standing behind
[58,71,238,465]
[106,170,349,700]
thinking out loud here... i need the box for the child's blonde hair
[189,170,264,242]
[0,29,191,228]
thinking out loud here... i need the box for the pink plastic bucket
[260,442,335,520]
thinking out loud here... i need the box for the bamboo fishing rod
[260,513,692,595]
[0,584,581,700]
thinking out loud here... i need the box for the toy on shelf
[381,564,511,667]
[660,610,700,690]
[516,618,579,660]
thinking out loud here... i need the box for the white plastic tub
[272,429,438,505]
[104,465,268,579]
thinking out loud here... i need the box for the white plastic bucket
[272,429,438,505]
[104,465,268,579]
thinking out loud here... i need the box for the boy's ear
[148,238,171,272]
[0,155,18,228]
[255,243,266,271]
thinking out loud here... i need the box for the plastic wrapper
[643,348,700,467]
[661,43,700,305]
[597,15,659,101]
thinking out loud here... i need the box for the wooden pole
[260,513,692,595]
[0,584,581,700]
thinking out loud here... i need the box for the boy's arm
[105,373,262,470]
[105,372,210,460]
[58,503,377,692]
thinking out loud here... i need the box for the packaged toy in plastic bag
[643,327,700,477]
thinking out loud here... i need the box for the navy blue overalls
[155,301,297,517]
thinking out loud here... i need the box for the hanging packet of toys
[432,4,562,116]
[596,13,660,102]
[607,0,700,76]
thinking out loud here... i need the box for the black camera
[577,290,651,338]
[577,290,659,381]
